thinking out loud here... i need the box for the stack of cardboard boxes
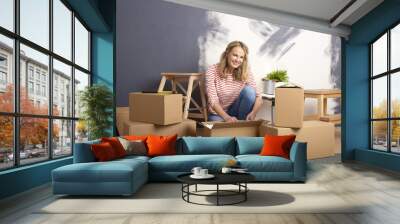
[259,86,335,159]
[118,92,196,136]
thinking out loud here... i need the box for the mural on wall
[197,11,341,118]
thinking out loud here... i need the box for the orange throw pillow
[91,142,117,161]
[101,137,127,158]
[260,135,296,159]
[123,135,148,141]
[146,135,177,157]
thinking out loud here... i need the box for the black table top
[177,172,255,185]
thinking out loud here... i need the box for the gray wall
[116,0,208,106]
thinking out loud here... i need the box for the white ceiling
[164,0,384,38]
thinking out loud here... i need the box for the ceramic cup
[221,167,232,174]
[191,167,202,176]
[200,169,208,176]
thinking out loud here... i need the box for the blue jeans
[208,85,256,121]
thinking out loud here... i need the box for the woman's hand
[246,111,256,121]
[224,115,238,122]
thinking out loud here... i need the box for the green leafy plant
[79,84,113,140]
[263,70,289,82]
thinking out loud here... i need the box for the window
[0,71,6,85]
[0,0,14,32]
[75,18,89,70]
[371,23,400,154]
[28,67,34,80]
[0,35,13,113]
[0,0,91,170]
[28,81,34,94]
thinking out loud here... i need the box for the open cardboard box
[198,120,266,137]
[123,119,196,137]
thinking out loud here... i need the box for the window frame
[0,0,92,171]
[370,21,400,154]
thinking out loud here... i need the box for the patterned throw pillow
[118,137,147,156]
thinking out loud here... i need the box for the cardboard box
[123,119,196,137]
[260,121,335,159]
[129,92,182,125]
[274,86,304,128]
[116,107,130,135]
[198,120,266,137]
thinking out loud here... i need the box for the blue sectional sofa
[52,137,307,196]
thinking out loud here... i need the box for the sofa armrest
[73,140,100,163]
[289,141,307,181]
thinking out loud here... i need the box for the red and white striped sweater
[205,64,260,114]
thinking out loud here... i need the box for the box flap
[201,120,264,129]
[276,82,303,89]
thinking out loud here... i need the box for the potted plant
[79,84,113,140]
[262,69,289,95]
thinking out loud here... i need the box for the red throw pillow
[101,137,127,158]
[91,142,118,161]
[260,135,296,159]
[146,135,177,157]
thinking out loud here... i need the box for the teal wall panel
[0,0,115,200]
[0,158,72,199]
[344,0,400,171]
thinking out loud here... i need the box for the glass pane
[391,72,400,118]
[74,17,89,70]
[74,69,89,118]
[0,34,14,112]
[0,116,13,170]
[372,33,387,76]
[391,120,400,153]
[75,120,88,143]
[391,24,400,70]
[372,77,387,119]
[20,117,49,165]
[20,44,49,115]
[20,0,49,49]
[0,0,14,31]
[53,0,72,60]
[53,59,72,117]
[372,121,388,151]
[53,119,72,158]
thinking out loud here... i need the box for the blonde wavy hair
[218,41,249,81]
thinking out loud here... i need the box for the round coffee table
[177,173,255,206]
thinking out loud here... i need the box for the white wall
[198,11,341,120]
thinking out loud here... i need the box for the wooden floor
[1,156,400,224]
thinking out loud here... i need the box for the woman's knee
[208,114,225,121]
[240,86,256,102]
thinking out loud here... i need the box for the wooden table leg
[157,76,167,92]
[183,76,194,119]
[317,95,324,120]
[198,79,208,121]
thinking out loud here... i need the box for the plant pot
[263,79,275,95]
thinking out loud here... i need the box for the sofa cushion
[148,154,235,172]
[53,158,147,183]
[236,155,293,172]
[236,137,263,155]
[181,137,235,155]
